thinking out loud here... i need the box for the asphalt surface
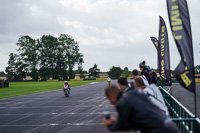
[0,81,199,133]
[0,81,136,133]
[170,83,200,118]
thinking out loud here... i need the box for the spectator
[150,68,158,84]
[103,85,178,133]
[132,69,149,86]
[139,61,151,84]
[134,77,169,116]
[117,77,134,92]
[149,69,152,75]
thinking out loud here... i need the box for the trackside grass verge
[0,80,104,99]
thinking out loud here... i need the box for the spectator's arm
[108,102,131,131]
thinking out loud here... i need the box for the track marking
[0,123,104,127]
[90,82,98,85]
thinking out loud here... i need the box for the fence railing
[159,86,200,133]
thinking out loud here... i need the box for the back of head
[105,85,121,98]
[134,77,145,87]
[139,61,146,68]
[117,77,128,86]
[132,69,138,76]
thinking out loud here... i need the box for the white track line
[0,123,104,127]
[0,112,117,115]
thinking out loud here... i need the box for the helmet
[65,81,68,83]
[139,61,146,68]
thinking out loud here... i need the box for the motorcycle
[63,84,70,97]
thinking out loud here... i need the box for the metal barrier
[159,86,200,133]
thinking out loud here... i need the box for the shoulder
[149,84,159,91]
[144,84,160,96]
[117,91,135,107]
[143,87,154,95]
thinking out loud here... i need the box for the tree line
[76,65,132,79]
[5,34,83,80]
[6,33,198,81]
[4,33,133,81]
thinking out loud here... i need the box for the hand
[103,115,116,126]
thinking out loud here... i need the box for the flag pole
[194,89,197,117]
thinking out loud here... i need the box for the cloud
[0,0,199,72]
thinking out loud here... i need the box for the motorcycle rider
[107,77,111,86]
[63,81,70,94]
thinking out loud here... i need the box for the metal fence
[159,86,200,133]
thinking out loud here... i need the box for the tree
[5,53,26,80]
[77,58,84,79]
[122,67,131,78]
[5,53,16,80]
[0,71,6,76]
[88,64,100,78]
[37,34,83,79]
[108,66,123,79]
[5,34,83,80]
[58,34,83,79]
[16,35,39,80]
[38,35,59,79]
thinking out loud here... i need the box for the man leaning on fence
[134,77,169,116]
[103,85,179,133]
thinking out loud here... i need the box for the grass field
[0,80,102,99]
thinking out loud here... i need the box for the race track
[0,81,199,133]
[171,83,200,118]
[0,81,135,133]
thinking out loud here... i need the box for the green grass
[0,80,101,99]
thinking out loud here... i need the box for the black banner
[150,37,161,75]
[158,16,171,86]
[167,0,195,93]
[151,37,159,50]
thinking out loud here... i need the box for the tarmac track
[170,83,200,118]
[0,81,136,133]
[0,81,199,133]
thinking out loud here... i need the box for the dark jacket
[126,82,135,92]
[108,90,177,133]
[141,68,151,84]
[151,72,158,84]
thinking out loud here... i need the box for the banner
[151,37,159,50]
[167,0,195,92]
[150,37,161,75]
[158,16,171,86]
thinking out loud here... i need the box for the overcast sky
[0,0,199,72]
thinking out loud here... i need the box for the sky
[0,0,199,72]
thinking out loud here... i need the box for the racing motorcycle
[63,84,70,97]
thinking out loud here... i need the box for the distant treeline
[5,34,83,81]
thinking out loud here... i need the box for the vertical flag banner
[151,37,159,50]
[150,37,161,75]
[158,16,171,86]
[167,0,195,93]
